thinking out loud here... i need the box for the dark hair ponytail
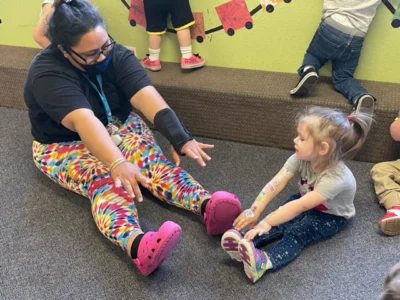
[341,112,372,159]
[47,0,105,48]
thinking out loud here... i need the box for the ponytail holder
[347,115,351,121]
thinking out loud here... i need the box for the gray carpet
[1,107,399,300]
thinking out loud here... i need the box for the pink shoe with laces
[141,54,161,71]
[180,53,205,70]
[133,221,181,276]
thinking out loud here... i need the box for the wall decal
[128,0,146,27]
[260,0,292,13]
[215,0,253,36]
[122,0,292,42]
[122,0,398,44]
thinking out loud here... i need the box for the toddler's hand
[233,208,259,231]
[244,220,272,241]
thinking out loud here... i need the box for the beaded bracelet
[109,157,127,173]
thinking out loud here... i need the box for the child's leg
[148,35,162,59]
[290,22,332,96]
[265,210,347,269]
[171,0,205,69]
[371,160,400,236]
[298,22,335,74]
[331,35,369,104]
[32,140,181,276]
[238,210,347,282]
[141,0,166,71]
[118,112,241,234]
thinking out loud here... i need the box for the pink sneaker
[132,221,181,276]
[180,53,205,70]
[379,205,400,236]
[141,54,161,71]
[239,239,269,283]
[204,191,242,235]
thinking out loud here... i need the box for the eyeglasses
[67,37,115,65]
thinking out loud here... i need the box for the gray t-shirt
[322,0,381,33]
[284,154,356,219]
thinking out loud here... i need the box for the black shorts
[143,0,195,34]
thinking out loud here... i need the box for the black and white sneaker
[354,94,375,116]
[290,66,319,96]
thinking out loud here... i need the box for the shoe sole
[239,240,258,283]
[290,72,319,96]
[141,63,161,72]
[144,66,161,72]
[181,61,206,70]
[221,230,243,262]
[379,218,400,236]
[204,192,242,235]
[355,96,374,115]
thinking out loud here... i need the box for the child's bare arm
[233,167,294,231]
[33,3,53,48]
[264,191,327,226]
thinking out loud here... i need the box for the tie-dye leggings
[32,112,210,251]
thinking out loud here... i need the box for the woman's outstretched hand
[170,140,214,167]
[233,209,260,232]
[111,161,149,202]
[244,220,272,241]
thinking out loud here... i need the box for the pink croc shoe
[204,191,242,235]
[133,221,182,276]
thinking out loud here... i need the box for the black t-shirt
[24,43,152,143]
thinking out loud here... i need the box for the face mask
[80,50,113,76]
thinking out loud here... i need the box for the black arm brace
[153,108,193,155]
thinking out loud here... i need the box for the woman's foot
[203,191,242,235]
[132,221,181,276]
[239,239,270,283]
[221,229,243,262]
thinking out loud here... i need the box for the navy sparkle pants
[253,193,348,269]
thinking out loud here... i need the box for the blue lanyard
[85,74,113,124]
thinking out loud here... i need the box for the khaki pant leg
[370,159,400,209]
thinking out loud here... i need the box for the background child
[380,262,400,300]
[141,0,205,71]
[33,0,90,48]
[290,0,381,117]
[33,0,54,48]
[221,106,372,283]
[370,113,400,236]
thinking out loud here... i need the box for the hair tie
[347,115,352,121]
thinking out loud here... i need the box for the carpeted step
[0,44,399,163]
[147,63,400,163]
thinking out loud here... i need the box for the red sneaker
[180,53,205,70]
[141,54,161,71]
[379,205,400,236]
